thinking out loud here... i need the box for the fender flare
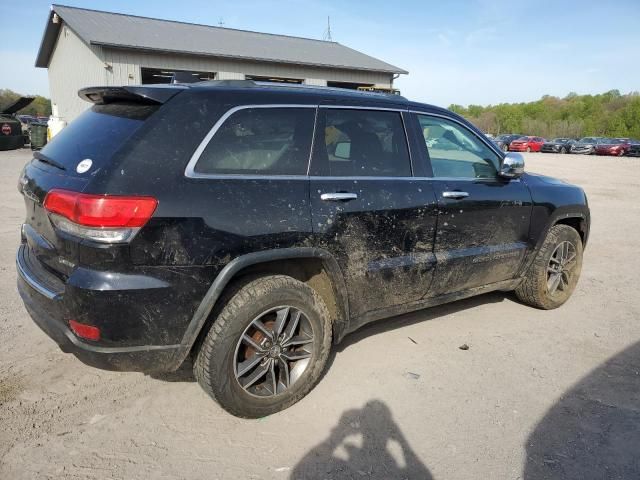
[168,247,349,370]
[519,209,590,277]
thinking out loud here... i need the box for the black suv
[17,81,590,418]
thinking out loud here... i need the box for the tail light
[69,319,101,341]
[43,189,157,243]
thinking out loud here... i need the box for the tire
[194,275,332,418]
[526,146,532,153]
[516,225,583,310]
[560,147,567,154]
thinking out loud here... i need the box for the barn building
[35,5,407,125]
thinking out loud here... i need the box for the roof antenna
[323,16,333,41]
[218,17,225,27]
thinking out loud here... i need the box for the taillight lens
[69,319,100,341]
[43,189,157,243]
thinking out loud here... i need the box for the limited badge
[76,159,93,174]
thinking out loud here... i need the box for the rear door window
[311,109,411,177]
[38,103,158,172]
[193,107,315,175]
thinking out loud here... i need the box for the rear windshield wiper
[33,151,66,171]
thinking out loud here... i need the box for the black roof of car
[79,80,454,117]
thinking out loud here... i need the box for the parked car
[626,141,640,157]
[16,81,590,418]
[594,138,632,156]
[570,137,605,155]
[0,97,34,151]
[492,133,523,152]
[509,136,546,152]
[540,138,577,154]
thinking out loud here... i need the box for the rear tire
[516,225,583,309]
[194,275,332,418]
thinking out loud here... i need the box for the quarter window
[312,109,411,177]
[417,115,500,179]
[194,107,315,175]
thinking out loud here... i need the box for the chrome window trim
[409,110,504,159]
[319,105,408,112]
[184,104,318,179]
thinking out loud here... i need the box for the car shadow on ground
[150,291,513,384]
[524,340,640,479]
[290,399,432,479]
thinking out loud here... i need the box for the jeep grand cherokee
[17,81,590,418]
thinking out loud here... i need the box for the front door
[413,113,532,296]
[309,107,439,318]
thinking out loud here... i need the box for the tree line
[0,89,52,117]
[449,90,640,140]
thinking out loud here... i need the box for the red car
[508,136,546,152]
[594,138,630,156]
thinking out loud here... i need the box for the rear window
[38,103,158,172]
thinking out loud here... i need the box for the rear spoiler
[78,85,187,105]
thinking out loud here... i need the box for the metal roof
[36,5,408,75]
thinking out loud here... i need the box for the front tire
[516,225,583,309]
[194,275,332,418]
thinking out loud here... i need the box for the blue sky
[1,0,638,107]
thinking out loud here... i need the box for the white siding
[47,25,105,123]
[101,47,393,88]
[304,78,327,86]
[48,40,395,123]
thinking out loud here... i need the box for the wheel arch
[169,248,350,370]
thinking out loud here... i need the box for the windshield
[552,138,569,142]
[38,103,158,172]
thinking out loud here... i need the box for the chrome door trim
[320,192,358,201]
[184,104,318,179]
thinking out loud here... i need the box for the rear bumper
[16,244,201,372]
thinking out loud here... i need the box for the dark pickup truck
[17,81,590,417]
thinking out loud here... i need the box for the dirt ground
[1,148,639,479]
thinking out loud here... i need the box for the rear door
[309,106,438,319]
[412,112,532,296]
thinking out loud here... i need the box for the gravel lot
[1,148,639,479]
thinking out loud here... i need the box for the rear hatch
[18,86,181,280]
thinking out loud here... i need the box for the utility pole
[323,16,333,41]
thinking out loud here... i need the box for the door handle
[442,191,469,200]
[320,192,358,202]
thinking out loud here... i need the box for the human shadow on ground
[290,399,432,479]
[525,340,640,479]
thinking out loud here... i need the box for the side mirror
[499,152,525,179]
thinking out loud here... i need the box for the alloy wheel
[547,241,577,295]
[234,306,314,397]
